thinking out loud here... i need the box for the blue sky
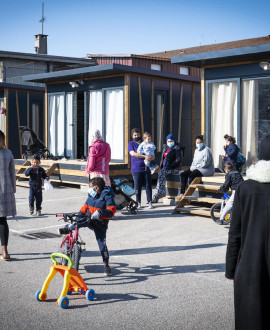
[1,0,270,57]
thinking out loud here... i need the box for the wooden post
[170,81,173,132]
[27,92,30,128]
[124,74,130,165]
[16,91,22,158]
[4,88,8,146]
[192,84,196,155]
[159,102,165,151]
[138,77,144,133]
[151,79,154,142]
[178,84,183,142]
[201,67,205,136]
[44,85,48,147]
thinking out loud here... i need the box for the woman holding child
[0,130,16,261]
[128,128,154,209]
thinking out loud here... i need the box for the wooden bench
[173,174,227,217]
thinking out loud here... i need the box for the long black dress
[226,160,270,330]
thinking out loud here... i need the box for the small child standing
[216,162,244,225]
[137,132,159,174]
[25,154,49,216]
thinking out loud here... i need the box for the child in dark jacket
[25,154,49,216]
[59,177,116,276]
[216,162,244,225]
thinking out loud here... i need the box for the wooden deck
[173,173,246,218]
[15,159,132,187]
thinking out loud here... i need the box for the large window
[48,93,74,158]
[32,103,39,137]
[0,98,5,133]
[242,78,270,165]
[210,81,238,167]
[88,87,124,162]
[156,94,165,152]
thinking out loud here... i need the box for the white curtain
[88,90,103,145]
[105,89,124,160]
[242,80,256,166]
[0,99,5,133]
[48,94,65,156]
[65,93,74,158]
[32,104,39,137]
[211,82,238,167]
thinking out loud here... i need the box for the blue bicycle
[210,193,232,225]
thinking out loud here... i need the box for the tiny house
[171,35,270,168]
[24,63,201,181]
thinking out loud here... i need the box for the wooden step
[16,182,30,188]
[189,184,221,191]
[174,206,211,217]
[183,196,221,204]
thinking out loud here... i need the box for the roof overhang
[0,82,44,92]
[171,44,270,67]
[0,50,96,65]
[23,63,200,84]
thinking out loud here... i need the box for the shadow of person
[83,261,225,286]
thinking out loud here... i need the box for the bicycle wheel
[60,240,70,266]
[210,203,221,222]
[71,243,82,271]
[223,209,232,225]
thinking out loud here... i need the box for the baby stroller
[19,126,52,160]
[111,178,138,214]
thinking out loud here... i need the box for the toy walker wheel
[86,289,95,301]
[35,290,47,302]
[59,296,69,309]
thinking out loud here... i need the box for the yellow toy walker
[35,253,95,309]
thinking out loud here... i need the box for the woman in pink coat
[85,130,111,186]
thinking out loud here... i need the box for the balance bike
[35,252,95,309]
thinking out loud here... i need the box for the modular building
[170,35,270,168]
[23,63,201,182]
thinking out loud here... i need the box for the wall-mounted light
[259,62,270,71]
[69,81,79,88]
[69,80,84,88]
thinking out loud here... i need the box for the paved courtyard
[0,185,234,329]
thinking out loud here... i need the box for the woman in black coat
[225,134,270,330]
[152,134,185,203]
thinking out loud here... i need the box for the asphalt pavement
[0,185,234,330]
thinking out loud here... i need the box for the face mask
[88,187,97,198]
[196,143,204,150]
[167,141,175,148]
[133,137,140,142]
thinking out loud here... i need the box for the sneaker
[104,265,112,276]
[36,210,42,216]
[148,202,153,209]
[58,227,70,235]
[30,207,34,215]
[137,202,142,209]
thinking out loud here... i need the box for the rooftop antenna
[39,2,45,34]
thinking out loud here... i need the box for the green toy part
[51,253,73,268]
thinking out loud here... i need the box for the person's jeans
[180,169,203,194]
[29,186,43,211]
[0,217,9,246]
[93,227,109,264]
[132,169,152,203]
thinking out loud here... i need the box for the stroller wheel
[126,201,138,214]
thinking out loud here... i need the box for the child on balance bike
[59,177,116,276]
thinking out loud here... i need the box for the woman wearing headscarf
[152,134,185,203]
[85,129,111,186]
[225,134,270,330]
[0,130,16,261]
